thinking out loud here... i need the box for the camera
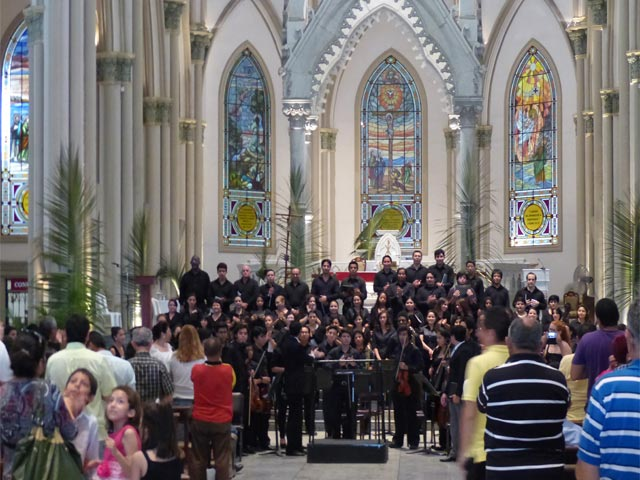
[547,331,557,345]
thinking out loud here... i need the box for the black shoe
[408,444,419,450]
[286,450,306,456]
[243,446,256,454]
[388,443,402,449]
[440,455,456,462]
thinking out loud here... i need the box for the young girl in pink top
[96,386,142,479]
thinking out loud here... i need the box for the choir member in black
[325,329,363,439]
[181,292,204,328]
[281,322,317,455]
[370,291,393,326]
[273,295,290,323]
[517,271,548,314]
[248,326,272,451]
[465,260,485,300]
[209,300,228,326]
[403,297,424,329]
[415,271,446,316]
[165,298,182,328]
[284,267,309,316]
[317,324,340,358]
[428,248,455,293]
[215,321,246,397]
[209,262,235,313]
[311,258,340,317]
[429,327,451,451]
[447,271,478,308]
[234,264,260,311]
[259,269,285,312]
[406,250,428,288]
[372,310,395,360]
[298,295,319,325]
[373,255,397,295]
[318,324,341,437]
[340,260,368,311]
[388,325,424,449]
[305,310,325,347]
[179,255,211,310]
[299,325,320,437]
[324,300,347,328]
[483,268,510,307]
[344,293,370,327]
[388,267,415,316]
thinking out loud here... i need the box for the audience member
[129,327,173,403]
[87,331,136,389]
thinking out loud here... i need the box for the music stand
[260,372,283,457]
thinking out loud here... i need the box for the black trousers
[326,382,356,439]
[286,393,304,453]
[391,390,420,447]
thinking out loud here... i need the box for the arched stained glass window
[360,55,422,251]
[222,49,271,248]
[508,46,559,248]
[1,22,29,236]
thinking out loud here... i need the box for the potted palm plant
[127,211,156,327]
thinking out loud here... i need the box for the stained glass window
[360,55,422,251]
[508,46,559,248]
[222,49,271,248]
[1,22,29,236]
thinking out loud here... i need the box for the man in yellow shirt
[458,308,511,480]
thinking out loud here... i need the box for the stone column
[628,50,640,198]
[444,128,459,236]
[616,1,630,200]
[600,89,618,296]
[476,125,492,258]
[588,0,606,297]
[583,111,595,276]
[567,20,588,266]
[190,25,212,260]
[319,128,337,256]
[283,99,312,274]
[164,0,185,257]
[97,52,134,308]
[180,119,196,259]
[24,5,45,320]
[132,0,145,214]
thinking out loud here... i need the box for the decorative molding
[190,25,213,63]
[282,99,312,118]
[179,119,196,143]
[97,52,135,83]
[143,97,172,125]
[600,89,619,116]
[566,18,588,58]
[454,101,482,128]
[164,0,186,31]
[582,111,594,134]
[320,128,337,151]
[627,50,640,84]
[444,128,459,151]
[587,0,607,27]
[23,6,44,45]
[476,125,493,149]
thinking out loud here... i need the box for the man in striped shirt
[477,316,570,480]
[577,300,640,480]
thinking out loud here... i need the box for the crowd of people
[0,248,638,480]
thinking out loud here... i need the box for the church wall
[201,0,288,282]
[484,0,579,296]
[327,16,451,267]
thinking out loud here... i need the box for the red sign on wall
[7,278,28,292]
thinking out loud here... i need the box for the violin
[395,341,412,396]
[248,349,273,415]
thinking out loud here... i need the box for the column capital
[444,128,460,151]
[97,52,135,83]
[566,18,588,58]
[627,50,640,84]
[23,6,45,45]
[587,0,607,27]
[453,99,482,128]
[190,25,213,63]
[179,118,196,143]
[476,125,493,149]
[143,97,172,125]
[582,111,594,134]
[164,0,186,31]
[282,99,312,119]
[600,89,619,116]
[320,128,337,152]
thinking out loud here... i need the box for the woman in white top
[168,325,204,406]
[150,321,173,370]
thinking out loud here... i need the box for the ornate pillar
[144,98,171,277]
[24,5,45,320]
[319,128,337,256]
[283,99,312,273]
[615,1,630,201]
[180,119,196,259]
[583,110,595,279]
[568,19,588,266]
[600,89,618,296]
[588,0,606,297]
[476,125,492,258]
[444,128,459,236]
[190,24,212,261]
[132,0,145,214]
[628,50,640,198]
[97,52,134,308]
[164,0,185,258]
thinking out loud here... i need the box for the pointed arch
[359,54,423,251]
[220,46,273,250]
[1,20,29,236]
[507,44,560,249]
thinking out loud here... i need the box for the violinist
[247,326,272,451]
[388,325,424,449]
[429,327,451,451]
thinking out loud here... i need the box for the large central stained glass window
[508,46,559,248]
[222,49,271,248]
[360,55,422,250]
[1,22,29,236]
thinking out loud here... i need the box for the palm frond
[126,210,149,276]
[157,254,186,295]
[38,147,103,327]
[352,213,386,260]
